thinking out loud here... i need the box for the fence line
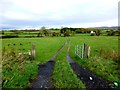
[75,43,90,59]
[18,44,36,60]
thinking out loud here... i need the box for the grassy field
[2,34,119,88]
[2,31,38,37]
[69,34,119,84]
[2,37,66,88]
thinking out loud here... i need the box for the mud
[66,44,113,89]
[26,41,66,89]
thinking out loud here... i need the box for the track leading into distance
[66,42,113,89]
[27,41,67,89]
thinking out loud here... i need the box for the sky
[0,0,119,29]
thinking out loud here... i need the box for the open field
[2,37,66,88]
[69,34,119,84]
[1,34,119,88]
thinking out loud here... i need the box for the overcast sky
[0,0,119,29]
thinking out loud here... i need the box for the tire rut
[66,43,113,89]
[27,41,67,89]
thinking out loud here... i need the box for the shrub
[90,33,95,36]
[95,49,120,65]
[96,30,101,36]
[2,47,33,88]
[107,30,115,36]
[52,32,57,36]
[2,35,19,38]
[64,30,70,37]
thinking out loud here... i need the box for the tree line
[1,27,120,38]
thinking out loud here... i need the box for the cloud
[0,0,119,29]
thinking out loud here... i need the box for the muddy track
[67,43,112,89]
[26,41,66,89]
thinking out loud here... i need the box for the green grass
[3,30,60,37]
[2,34,119,88]
[52,44,85,88]
[2,37,67,88]
[69,34,119,84]
[2,37,66,63]
[2,31,38,37]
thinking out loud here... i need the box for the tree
[37,30,43,37]
[71,31,75,36]
[96,30,101,36]
[107,30,115,36]
[0,30,4,35]
[60,27,67,34]
[75,28,81,33]
[37,26,46,37]
[13,30,22,35]
[41,26,46,30]
[52,32,57,36]
[64,30,70,37]
[60,27,70,37]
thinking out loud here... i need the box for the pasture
[1,34,119,88]
[69,34,119,84]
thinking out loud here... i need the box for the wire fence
[75,43,90,59]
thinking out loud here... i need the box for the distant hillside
[1,26,120,30]
[94,26,120,29]
[1,26,17,30]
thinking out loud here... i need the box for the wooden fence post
[82,44,84,59]
[31,44,36,59]
[83,43,87,58]
[77,45,78,56]
[87,46,90,58]
[75,43,90,59]
[75,45,76,55]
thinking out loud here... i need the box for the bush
[96,30,101,36]
[90,33,95,36]
[52,32,57,36]
[64,30,70,37]
[95,49,120,65]
[107,30,115,36]
[2,47,33,88]
[2,35,19,38]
